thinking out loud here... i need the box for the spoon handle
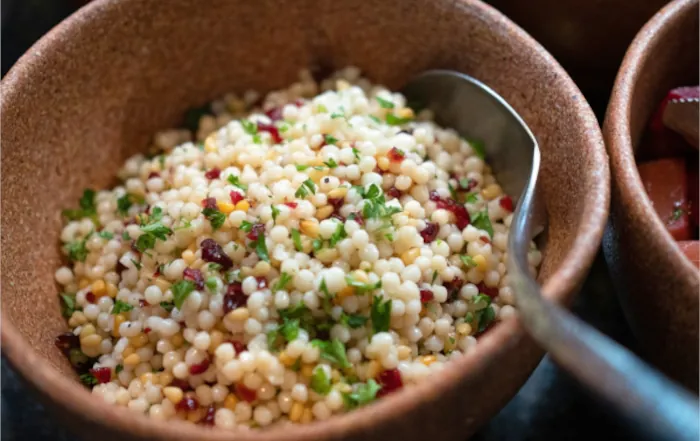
[508,149,699,441]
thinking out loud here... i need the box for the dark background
[1,1,643,440]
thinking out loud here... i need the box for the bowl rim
[603,0,698,277]
[0,0,610,439]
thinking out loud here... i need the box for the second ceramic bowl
[1,0,609,440]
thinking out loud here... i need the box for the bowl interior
[1,0,608,439]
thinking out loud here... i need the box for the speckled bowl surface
[0,0,609,439]
[603,0,699,392]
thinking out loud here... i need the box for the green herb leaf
[60,293,77,318]
[241,120,258,135]
[312,238,323,251]
[80,373,98,386]
[160,302,174,312]
[368,115,381,124]
[375,96,395,109]
[317,104,328,113]
[122,231,131,240]
[371,295,392,334]
[111,300,134,315]
[345,275,381,294]
[466,138,486,159]
[341,313,369,329]
[240,220,253,232]
[351,147,361,161]
[431,271,439,284]
[97,231,114,240]
[310,366,332,395]
[227,175,248,191]
[291,228,303,251]
[324,134,339,145]
[465,192,479,204]
[329,222,347,247]
[205,277,218,292]
[65,239,89,262]
[311,338,351,368]
[477,305,496,333]
[471,208,494,238]
[115,364,124,374]
[385,114,412,126]
[279,122,290,133]
[130,258,142,270]
[460,255,476,269]
[448,183,458,200]
[342,379,381,409]
[271,205,281,224]
[172,280,195,309]
[331,111,345,119]
[295,179,317,199]
[323,158,339,168]
[116,194,133,216]
[252,133,262,144]
[202,207,226,230]
[254,234,269,262]
[273,272,293,292]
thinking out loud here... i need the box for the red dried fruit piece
[327,197,344,210]
[265,107,283,122]
[387,147,405,162]
[419,289,434,303]
[284,202,298,209]
[89,367,112,384]
[189,357,211,375]
[247,223,265,241]
[228,340,247,354]
[443,278,464,300]
[223,282,246,314]
[499,195,514,212]
[170,378,191,391]
[200,405,216,425]
[147,171,160,179]
[54,332,80,353]
[429,191,471,229]
[256,277,267,289]
[176,395,199,411]
[376,368,403,397]
[205,168,221,180]
[230,191,244,204]
[85,292,96,303]
[201,197,218,210]
[387,187,402,199]
[420,222,439,243]
[349,212,364,226]
[139,299,147,307]
[144,327,152,334]
[477,282,499,299]
[183,268,205,290]
[236,383,257,402]
[257,122,283,144]
[200,239,233,269]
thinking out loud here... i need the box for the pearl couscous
[54,67,541,429]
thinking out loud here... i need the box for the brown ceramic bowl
[603,0,699,392]
[0,0,609,440]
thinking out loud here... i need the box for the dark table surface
[1,1,642,440]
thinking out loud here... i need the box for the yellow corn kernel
[279,351,297,367]
[227,307,250,322]
[181,250,195,265]
[123,353,141,366]
[327,186,348,199]
[401,248,420,265]
[139,373,155,385]
[473,254,489,272]
[300,407,313,424]
[300,219,319,238]
[289,402,304,422]
[78,278,91,289]
[129,333,149,349]
[187,407,206,423]
[316,205,334,220]
[234,200,250,212]
[68,311,88,327]
[366,361,381,379]
[91,280,107,297]
[397,107,415,119]
[158,372,174,387]
[208,330,223,353]
[300,364,315,378]
[112,314,126,337]
[217,201,235,215]
[154,278,171,293]
[122,346,135,358]
[79,324,96,338]
[334,286,355,305]
[163,386,184,404]
[456,323,472,336]
[377,156,390,171]
[106,283,118,298]
[171,333,184,348]
[419,355,438,366]
[80,334,102,348]
[397,345,412,360]
[481,184,503,200]
[204,135,217,153]
[224,394,238,411]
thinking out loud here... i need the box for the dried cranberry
[387,147,405,162]
[228,340,247,354]
[330,213,346,222]
[183,268,205,290]
[223,282,246,314]
[85,292,96,303]
[200,239,233,270]
[89,367,112,384]
[139,299,146,307]
[479,236,491,244]
[247,223,265,241]
[189,357,211,375]
[236,383,257,402]
[348,212,364,226]
[144,327,152,334]
[327,197,344,211]
[176,395,199,411]
[204,168,221,180]
[230,191,244,204]
[200,405,216,425]
[54,332,80,353]
[171,378,191,391]
[477,282,499,299]
[294,98,305,107]
[444,278,464,301]
[429,191,471,229]
[201,197,218,210]
[153,268,161,278]
[499,195,514,212]
[420,222,439,243]
[376,368,403,397]
[265,107,283,122]
[257,122,283,144]
[147,171,161,179]
[284,202,298,209]
[420,289,434,303]
[256,277,267,289]
[387,187,402,199]
[116,260,127,273]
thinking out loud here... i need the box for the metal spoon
[401,70,699,441]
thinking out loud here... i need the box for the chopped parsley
[329,223,347,247]
[295,179,317,199]
[80,373,98,386]
[465,192,479,204]
[60,293,77,318]
[241,119,258,135]
[115,364,124,374]
[323,158,339,168]
[135,207,172,252]
[310,366,332,395]
[172,280,195,309]
[351,147,361,161]
[291,228,303,251]
[130,258,142,270]
[375,96,395,109]
[345,275,381,294]
[62,189,98,222]
[466,294,496,334]
[295,164,325,171]
[208,263,222,272]
[202,207,226,230]
[324,134,339,145]
[254,234,269,262]
[342,379,381,409]
[460,255,476,269]
[267,316,301,350]
[471,208,494,238]
[431,271,439,284]
[385,113,413,126]
[65,238,89,262]
[361,184,401,220]
[160,302,174,312]
[205,277,218,292]
[111,300,134,315]
[466,138,486,159]
[97,231,114,240]
[116,194,134,216]
[273,272,293,292]
[271,205,281,224]
[240,220,253,232]
[331,111,345,119]
[122,231,130,241]
[227,175,248,191]
[371,295,392,334]
[311,338,351,369]
[340,313,369,329]
[312,238,324,251]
